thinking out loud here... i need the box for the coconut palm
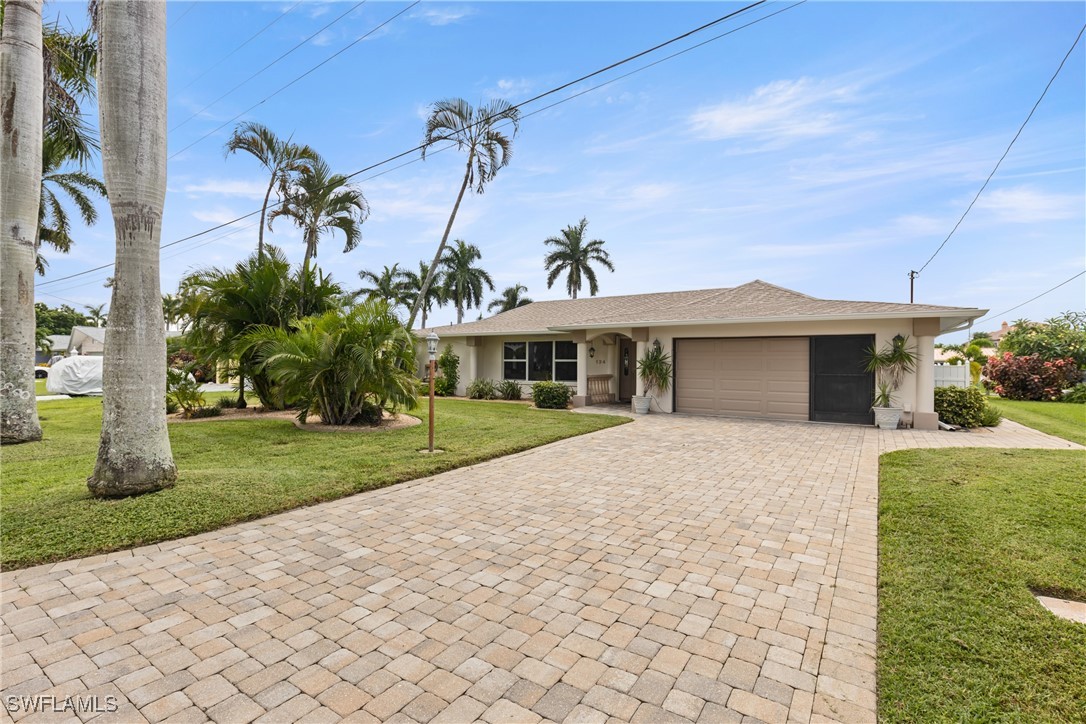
[182,245,342,409]
[407,98,520,328]
[84,303,107,327]
[488,284,532,314]
[440,240,494,324]
[36,135,107,274]
[243,300,417,426]
[544,217,615,300]
[88,0,176,495]
[402,261,445,329]
[357,264,409,307]
[269,155,368,300]
[224,121,317,259]
[1,0,45,444]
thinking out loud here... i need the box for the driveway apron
[2,415,1078,723]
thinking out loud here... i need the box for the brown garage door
[674,338,809,420]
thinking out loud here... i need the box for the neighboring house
[66,326,183,357]
[35,334,71,364]
[420,280,986,430]
[988,321,1015,345]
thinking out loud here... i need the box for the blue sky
[39,1,1085,339]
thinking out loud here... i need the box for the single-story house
[419,280,986,430]
[36,334,70,364]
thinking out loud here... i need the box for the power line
[169,1,419,159]
[973,270,1085,327]
[170,1,367,134]
[173,1,304,96]
[37,0,786,289]
[915,23,1085,276]
[168,2,197,30]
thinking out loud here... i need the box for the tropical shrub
[977,405,1003,427]
[189,406,223,419]
[166,366,205,417]
[466,378,498,400]
[983,353,1079,401]
[532,381,572,409]
[181,245,343,409]
[934,386,995,428]
[244,300,417,425]
[216,396,239,409]
[435,345,459,396]
[1062,383,1086,404]
[165,399,179,415]
[498,379,522,401]
[999,312,1086,368]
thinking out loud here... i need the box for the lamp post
[426,332,439,453]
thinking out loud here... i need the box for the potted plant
[633,342,673,414]
[864,334,917,429]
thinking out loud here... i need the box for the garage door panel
[676,338,809,420]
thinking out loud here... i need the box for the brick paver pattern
[2,415,1079,723]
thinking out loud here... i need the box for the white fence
[934,363,970,388]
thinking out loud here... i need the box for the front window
[502,340,578,382]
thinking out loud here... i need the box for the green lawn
[0,397,627,569]
[879,448,1086,722]
[988,398,1086,446]
[35,378,48,396]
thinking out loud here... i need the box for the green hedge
[532,381,572,409]
[934,386,998,428]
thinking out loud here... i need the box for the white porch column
[634,340,646,397]
[573,341,589,407]
[465,342,478,395]
[913,335,937,430]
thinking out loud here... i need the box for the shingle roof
[422,280,985,336]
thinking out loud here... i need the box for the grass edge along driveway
[988,398,1086,446]
[1,396,627,570]
[877,447,1086,722]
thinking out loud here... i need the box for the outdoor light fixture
[589,346,596,358]
[652,338,662,352]
[426,332,439,453]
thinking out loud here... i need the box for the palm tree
[41,20,99,165]
[1,0,45,444]
[357,264,409,307]
[402,260,445,329]
[88,0,176,496]
[224,121,317,259]
[36,135,107,274]
[84,303,107,327]
[488,284,532,314]
[406,98,520,328]
[440,240,494,324]
[270,155,368,300]
[544,217,615,299]
[162,294,182,331]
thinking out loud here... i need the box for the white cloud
[191,206,249,226]
[414,6,474,26]
[973,186,1080,224]
[689,77,861,143]
[484,77,535,100]
[181,179,267,200]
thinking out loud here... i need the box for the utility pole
[908,270,919,303]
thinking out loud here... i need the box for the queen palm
[488,284,532,314]
[357,264,409,307]
[402,260,445,329]
[1,0,45,444]
[270,156,368,300]
[36,135,107,274]
[84,303,107,327]
[440,240,494,324]
[225,121,317,260]
[544,217,615,299]
[88,0,176,495]
[407,97,520,328]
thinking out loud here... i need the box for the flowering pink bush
[983,353,1079,401]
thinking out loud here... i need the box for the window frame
[502,339,579,383]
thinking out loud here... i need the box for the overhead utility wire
[170,1,367,133]
[37,0,781,289]
[169,1,418,159]
[173,1,304,96]
[169,2,197,30]
[914,23,1085,276]
[973,270,1085,327]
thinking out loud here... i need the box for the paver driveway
[2,415,1078,723]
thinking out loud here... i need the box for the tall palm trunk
[407,153,473,329]
[88,0,177,496]
[0,0,45,444]
[258,175,275,260]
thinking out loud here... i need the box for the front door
[810,335,875,424]
[618,338,635,401]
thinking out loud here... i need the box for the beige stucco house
[420,280,986,430]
